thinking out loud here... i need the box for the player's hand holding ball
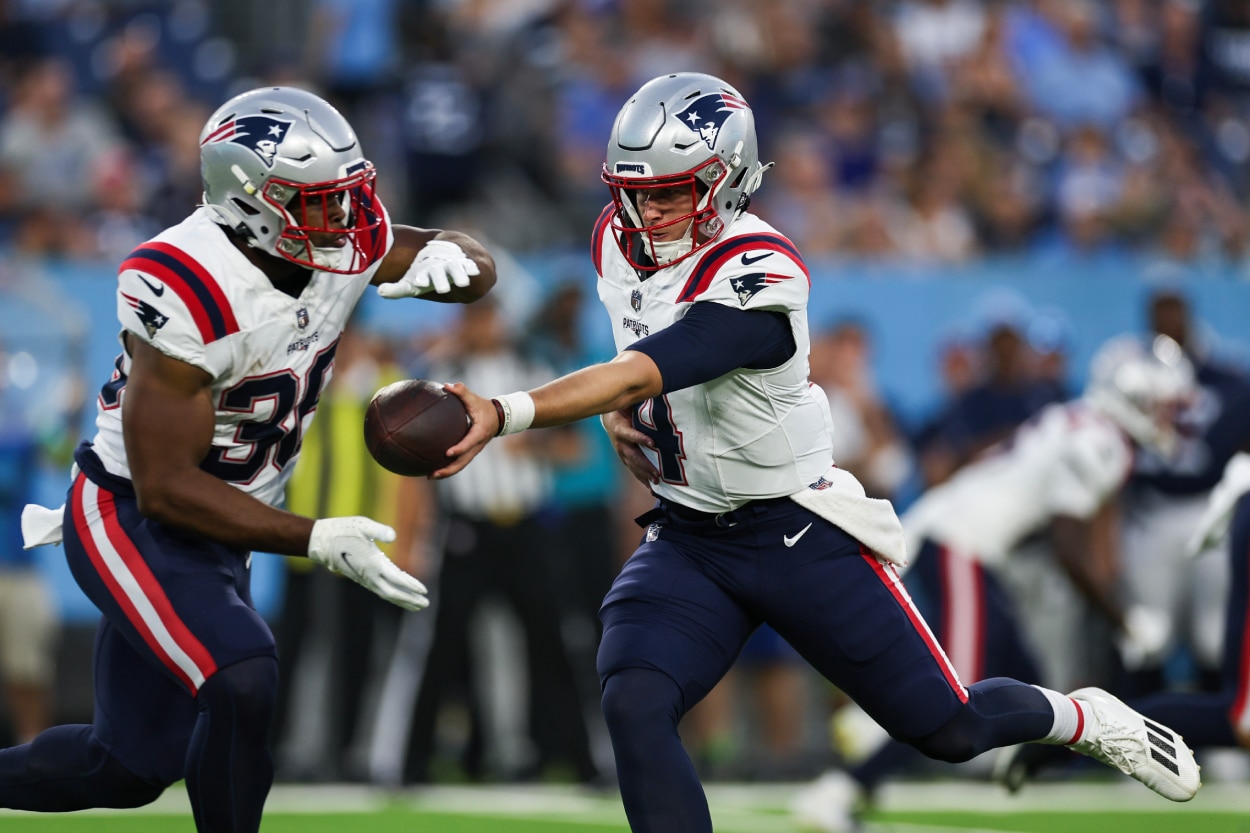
[364,379,471,477]
[377,239,479,298]
[307,517,429,611]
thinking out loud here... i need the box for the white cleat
[1067,686,1201,802]
[791,769,862,833]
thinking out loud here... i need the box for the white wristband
[492,391,535,435]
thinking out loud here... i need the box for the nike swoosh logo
[740,252,773,265]
[783,523,813,547]
[137,274,165,296]
[339,551,361,581]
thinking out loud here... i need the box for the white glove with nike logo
[377,239,479,298]
[307,517,430,611]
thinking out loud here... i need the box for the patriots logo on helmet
[730,272,789,306]
[201,115,294,168]
[122,292,170,339]
[675,92,748,152]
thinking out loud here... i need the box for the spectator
[810,317,913,501]
[0,385,59,746]
[919,293,1064,486]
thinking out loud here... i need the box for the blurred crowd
[0,0,1250,271]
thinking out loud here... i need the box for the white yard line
[1,780,1245,822]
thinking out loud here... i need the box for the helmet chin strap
[310,245,351,271]
[648,226,695,266]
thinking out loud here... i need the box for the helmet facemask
[604,159,727,270]
[261,163,384,274]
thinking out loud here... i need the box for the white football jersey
[592,208,833,513]
[90,206,393,507]
[903,401,1133,565]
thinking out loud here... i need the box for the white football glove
[377,239,479,298]
[307,517,429,611]
[1117,605,1173,671]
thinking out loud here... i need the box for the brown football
[363,379,470,477]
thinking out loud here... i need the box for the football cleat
[1067,687,1201,802]
[791,769,863,833]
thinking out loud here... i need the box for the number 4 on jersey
[634,395,688,484]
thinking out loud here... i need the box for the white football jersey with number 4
[90,206,393,507]
[592,208,834,513]
[903,402,1133,565]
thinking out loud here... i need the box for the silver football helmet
[1084,334,1196,456]
[199,86,386,274]
[602,72,771,271]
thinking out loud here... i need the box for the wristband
[491,399,507,436]
[491,391,535,436]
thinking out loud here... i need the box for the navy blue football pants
[597,498,1055,833]
[0,449,279,833]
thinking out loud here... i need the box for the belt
[638,496,793,530]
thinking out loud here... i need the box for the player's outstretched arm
[125,338,430,609]
[373,226,496,303]
[432,350,664,479]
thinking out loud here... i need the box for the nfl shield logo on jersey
[295,307,309,329]
[645,523,661,542]
[631,289,643,313]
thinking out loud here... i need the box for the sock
[1032,686,1098,745]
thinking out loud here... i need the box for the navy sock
[913,678,1054,763]
[0,724,164,810]
[185,656,278,833]
[601,668,709,833]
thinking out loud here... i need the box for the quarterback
[2,87,494,833]
[433,72,1201,832]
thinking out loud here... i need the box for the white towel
[21,503,65,549]
[788,466,908,566]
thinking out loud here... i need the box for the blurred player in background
[998,449,1250,791]
[2,86,495,833]
[793,333,1196,832]
[429,72,1201,833]
[1117,287,1250,696]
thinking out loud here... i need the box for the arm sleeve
[627,302,795,393]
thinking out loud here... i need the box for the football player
[793,334,1196,832]
[1117,288,1250,696]
[429,72,1200,832]
[997,449,1250,791]
[3,87,495,832]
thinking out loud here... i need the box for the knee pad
[601,668,683,734]
[910,705,981,764]
[197,656,279,732]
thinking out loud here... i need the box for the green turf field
[1,781,1247,832]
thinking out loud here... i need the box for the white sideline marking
[1,780,1246,823]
